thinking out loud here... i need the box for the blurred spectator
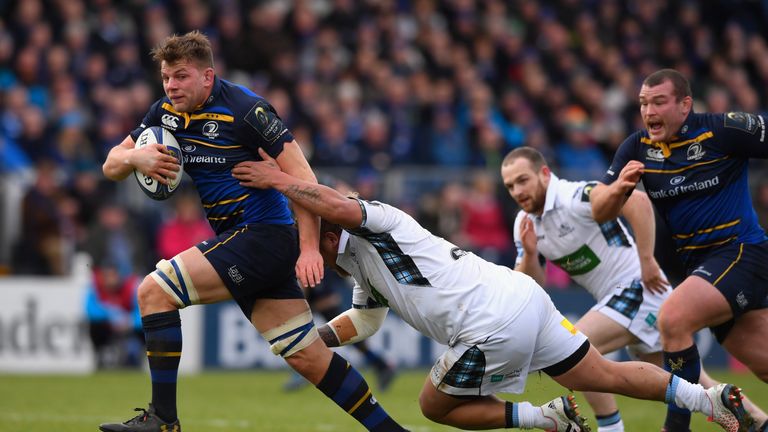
[460,171,512,265]
[2,0,768,278]
[11,159,73,275]
[84,259,143,369]
[82,198,153,277]
[555,105,608,181]
[156,189,214,260]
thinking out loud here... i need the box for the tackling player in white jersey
[229,147,753,432]
[501,146,767,431]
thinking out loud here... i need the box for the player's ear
[680,95,693,114]
[541,164,551,178]
[203,68,214,85]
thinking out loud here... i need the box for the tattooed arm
[232,148,364,229]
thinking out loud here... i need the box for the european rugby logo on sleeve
[580,181,597,202]
[245,100,288,145]
[724,112,759,134]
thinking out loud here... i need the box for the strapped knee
[150,255,199,308]
[262,310,319,358]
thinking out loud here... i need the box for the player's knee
[136,276,176,312]
[417,394,446,423]
[658,302,690,338]
[283,349,314,375]
[261,310,319,358]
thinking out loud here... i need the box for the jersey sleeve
[355,199,400,233]
[351,278,387,309]
[602,133,640,184]
[241,99,295,159]
[570,181,599,219]
[719,112,768,158]
[129,99,163,141]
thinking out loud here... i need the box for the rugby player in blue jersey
[99,31,406,432]
[591,68,768,432]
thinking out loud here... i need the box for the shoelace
[126,408,149,424]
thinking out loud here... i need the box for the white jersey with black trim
[337,199,536,346]
[513,174,645,301]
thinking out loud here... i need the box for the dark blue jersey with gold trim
[603,111,768,267]
[130,77,295,234]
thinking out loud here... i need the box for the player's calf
[264,311,407,431]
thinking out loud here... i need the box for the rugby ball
[133,126,183,200]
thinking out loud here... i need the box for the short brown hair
[502,147,547,170]
[151,30,213,68]
[643,69,691,101]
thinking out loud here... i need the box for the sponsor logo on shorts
[692,265,712,277]
[560,318,578,335]
[736,292,748,309]
[645,312,657,328]
[228,265,244,284]
[490,374,504,383]
[507,368,523,379]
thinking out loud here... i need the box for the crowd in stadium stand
[2,0,768,276]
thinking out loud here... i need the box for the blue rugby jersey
[603,111,768,267]
[130,77,295,234]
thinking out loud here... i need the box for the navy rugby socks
[316,352,406,431]
[662,344,700,431]
[143,310,182,423]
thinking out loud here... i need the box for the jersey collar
[542,173,560,215]
[202,76,222,107]
[640,110,696,158]
[335,230,353,275]
[338,230,350,254]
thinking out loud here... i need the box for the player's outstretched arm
[590,160,645,223]
[232,147,364,229]
[621,190,669,294]
[103,135,180,184]
[318,307,388,347]
[272,140,324,288]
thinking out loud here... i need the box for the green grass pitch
[0,369,764,431]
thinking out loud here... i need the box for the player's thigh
[249,297,312,333]
[176,246,232,302]
[138,246,231,314]
[149,246,231,304]
[721,309,768,380]
[575,310,639,354]
[659,275,732,332]
[418,374,484,419]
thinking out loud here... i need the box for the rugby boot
[705,384,755,432]
[540,394,592,432]
[99,404,181,432]
[376,363,397,391]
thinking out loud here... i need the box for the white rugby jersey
[337,199,536,346]
[513,174,646,301]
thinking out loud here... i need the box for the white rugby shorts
[592,279,669,355]
[430,279,588,396]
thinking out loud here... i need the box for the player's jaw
[644,117,667,142]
